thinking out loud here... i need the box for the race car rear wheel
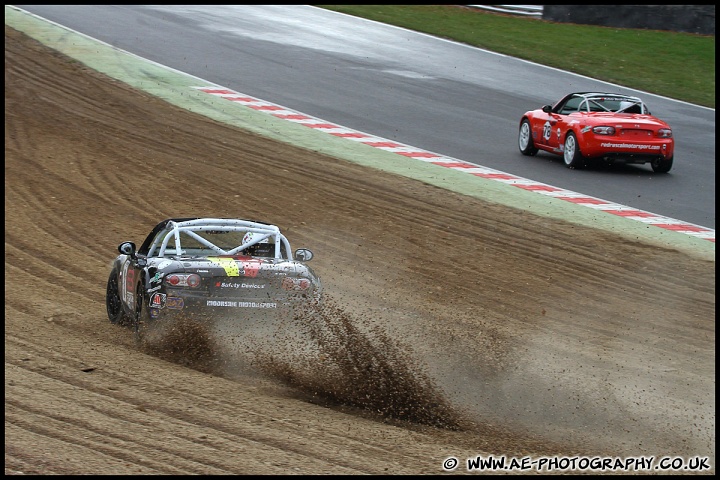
[518,119,538,156]
[651,155,673,173]
[563,132,585,169]
[106,268,130,326]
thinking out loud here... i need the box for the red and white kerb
[194,86,714,243]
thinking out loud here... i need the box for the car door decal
[121,260,135,309]
[543,121,552,141]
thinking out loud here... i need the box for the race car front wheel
[651,155,673,173]
[563,132,585,169]
[106,268,130,326]
[518,119,538,156]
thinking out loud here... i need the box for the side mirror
[118,241,136,257]
[294,248,314,262]
[542,105,552,113]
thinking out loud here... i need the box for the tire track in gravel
[5,331,471,475]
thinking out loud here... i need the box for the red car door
[534,110,566,151]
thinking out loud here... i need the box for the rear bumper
[581,137,674,159]
[147,290,314,320]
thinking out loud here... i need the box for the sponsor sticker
[208,257,241,276]
[208,257,263,278]
[206,300,277,308]
[165,296,184,310]
[150,292,167,308]
[215,281,266,289]
[600,142,661,150]
[241,259,262,278]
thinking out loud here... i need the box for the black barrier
[542,5,715,36]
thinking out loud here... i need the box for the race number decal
[543,121,552,141]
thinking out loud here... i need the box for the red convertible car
[518,92,674,172]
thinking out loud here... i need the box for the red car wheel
[563,132,585,169]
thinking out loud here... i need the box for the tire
[518,119,538,156]
[106,268,130,326]
[651,156,673,173]
[563,131,585,169]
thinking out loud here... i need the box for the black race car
[106,218,322,339]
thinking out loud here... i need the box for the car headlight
[657,128,673,138]
[592,126,616,135]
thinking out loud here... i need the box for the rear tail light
[165,273,201,288]
[657,128,673,138]
[592,126,615,135]
[282,277,311,291]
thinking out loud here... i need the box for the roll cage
[553,93,648,115]
[143,218,294,260]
